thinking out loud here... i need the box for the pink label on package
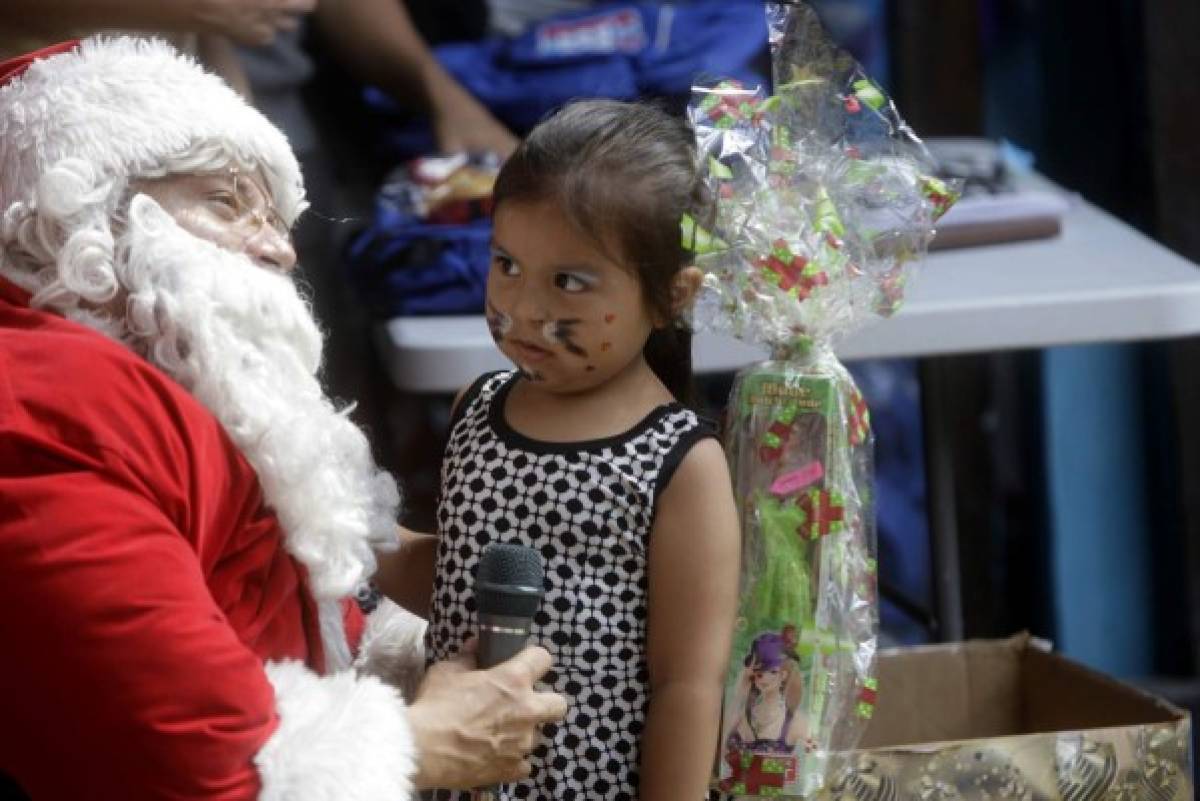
[770,462,824,496]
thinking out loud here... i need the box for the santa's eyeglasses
[206,168,290,241]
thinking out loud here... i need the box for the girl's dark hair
[492,99,707,406]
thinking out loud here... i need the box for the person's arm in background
[0,0,315,46]
[641,438,741,801]
[313,0,518,157]
[196,34,253,97]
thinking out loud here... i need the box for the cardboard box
[814,634,1192,800]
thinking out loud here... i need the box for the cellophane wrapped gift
[689,4,959,797]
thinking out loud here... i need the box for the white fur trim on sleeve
[354,598,428,701]
[256,661,416,801]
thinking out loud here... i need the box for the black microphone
[472,543,545,801]
[475,542,545,668]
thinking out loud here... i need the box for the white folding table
[379,188,1200,385]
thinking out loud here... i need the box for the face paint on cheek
[486,300,513,344]
[542,318,588,358]
[488,300,541,379]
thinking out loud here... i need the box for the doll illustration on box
[695,1,959,795]
[719,630,819,795]
[725,631,811,755]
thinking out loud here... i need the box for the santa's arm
[0,467,415,800]
[373,526,438,619]
[371,380,471,620]
[256,662,415,799]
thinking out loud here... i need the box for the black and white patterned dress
[427,370,717,801]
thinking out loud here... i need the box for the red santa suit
[0,274,415,798]
[0,38,419,801]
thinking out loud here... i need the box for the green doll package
[685,3,959,796]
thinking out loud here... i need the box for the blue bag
[345,215,492,317]
[446,1,766,131]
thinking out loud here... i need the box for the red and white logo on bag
[535,8,647,56]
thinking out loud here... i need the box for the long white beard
[107,194,400,603]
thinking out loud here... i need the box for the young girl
[388,100,741,801]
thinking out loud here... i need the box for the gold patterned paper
[809,720,1192,801]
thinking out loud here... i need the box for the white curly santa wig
[0,36,303,218]
[0,37,403,612]
[0,36,306,315]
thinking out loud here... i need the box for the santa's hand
[407,644,567,790]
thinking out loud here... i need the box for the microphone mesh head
[478,542,543,586]
[476,542,544,617]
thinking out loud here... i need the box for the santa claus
[0,38,563,800]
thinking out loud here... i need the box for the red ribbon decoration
[0,40,80,88]
[848,388,871,446]
[758,419,794,463]
[720,749,794,795]
[799,489,845,539]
